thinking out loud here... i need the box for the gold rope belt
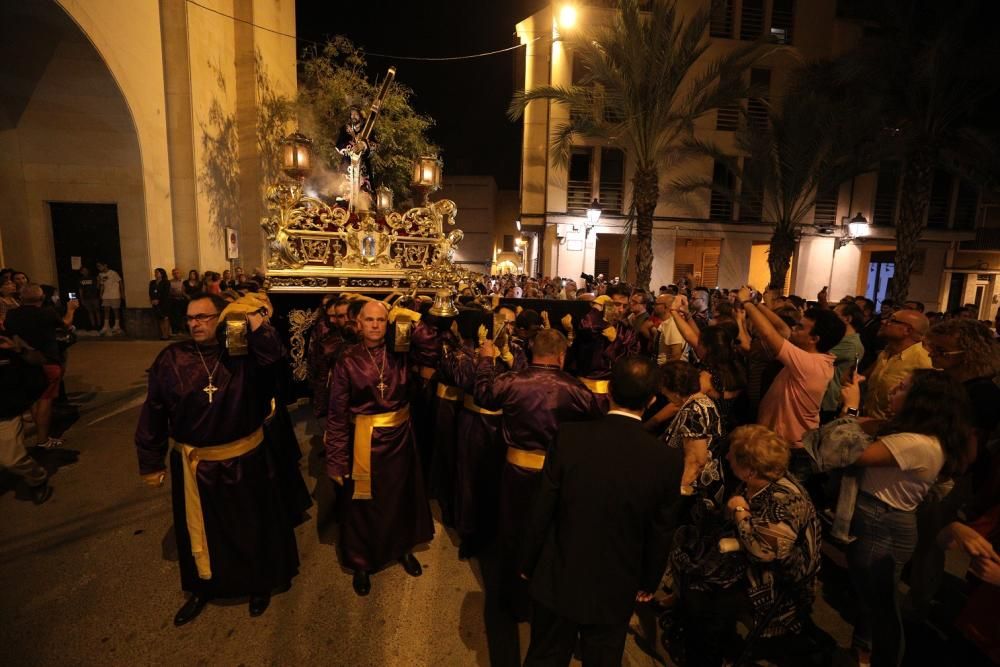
[436,383,464,401]
[506,446,546,471]
[173,427,264,580]
[350,406,410,500]
[581,377,610,394]
[462,394,502,416]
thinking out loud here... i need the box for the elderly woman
[725,424,822,639]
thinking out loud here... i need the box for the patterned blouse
[663,393,724,507]
[736,476,822,637]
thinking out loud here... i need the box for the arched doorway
[0,0,144,308]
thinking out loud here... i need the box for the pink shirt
[758,339,835,447]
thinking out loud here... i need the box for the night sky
[296,0,548,190]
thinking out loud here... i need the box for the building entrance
[49,202,124,302]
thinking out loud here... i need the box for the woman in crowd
[183,269,201,297]
[726,425,822,649]
[658,360,724,503]
[840,369,973,667]
[147,267,171,340]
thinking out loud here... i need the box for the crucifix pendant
[375,379,387,398]
[203,382,218,404]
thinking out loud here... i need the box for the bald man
[863,308,932,419]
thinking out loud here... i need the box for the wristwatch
[845,407,860,417]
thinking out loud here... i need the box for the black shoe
[173,595,210,627]
[400,552,423,577]
[353,570,371,596]
[249,593,270,617]
[29,483,53,505]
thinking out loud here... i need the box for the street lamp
[557,4,578,31]
[586,198,602,230]
[838,211,871,248]
[280,131,313,181]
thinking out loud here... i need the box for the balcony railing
[960,228,1000,251]
[599,183,624,214]
[567,180,593,211]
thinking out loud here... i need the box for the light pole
[584,198,601,277]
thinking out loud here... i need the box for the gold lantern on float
[280,131,313,181]
[411,155,443,204]
[376,185,394,213]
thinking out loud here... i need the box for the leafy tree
[832,0,1000,302]
[297,36,438,204]
[673,70,880,290]
[508,0,769,290]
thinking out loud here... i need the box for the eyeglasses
[883,317,912,328]
[186,313,219,323]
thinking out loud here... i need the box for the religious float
[259,68,590,384]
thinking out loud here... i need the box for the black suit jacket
[518,413,684,625]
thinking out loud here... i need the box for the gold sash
[436,383,464,401]
[506,446,546,470]
[173,428,264,580]
[462,394,502,416]
[418,365,436,380]
[581,377,610,394]
[350,406,410,500]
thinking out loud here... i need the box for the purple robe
[134,326,300,597]
[474,357,602,618]
[407,318,456,485]
[441,342,504,549]
[324,341,434,572]
[575,309,641,411]
[307,316,348,417]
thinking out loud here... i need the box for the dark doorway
[946,273,965,313]
[49,202,123,301]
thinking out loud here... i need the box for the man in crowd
[519,355,684,667]
[135,292,301,625]
[475,328,601,661]
[77,266,102,331]
[308,297,352,417]
[4,285,78,449]
[96,261,123,335]
[576,286,640,409]
[0,334,52,504]
[324,300,434,597]
[689,288,711,331]
[738,286,845,479]
[820,301,866,422]
[651,293,686,365]
[863,308,931,419]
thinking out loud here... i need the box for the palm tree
[508,0,769,290]
[673,75,880,290]
[833,0,1000,302]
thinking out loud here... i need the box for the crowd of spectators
[469,272,1000,665]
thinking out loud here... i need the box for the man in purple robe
[135,293,300,626]
[575,285,640,411]
[474,328,601,638]
[324,300,434,596]
[307,297,352,417]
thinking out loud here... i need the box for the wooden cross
[203,381,218,404]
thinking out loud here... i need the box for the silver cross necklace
[194,344,222,404]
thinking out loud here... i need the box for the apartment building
[513,0,996,315]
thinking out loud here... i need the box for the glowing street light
[557,4,578,30]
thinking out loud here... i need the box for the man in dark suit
[518,355,684,667]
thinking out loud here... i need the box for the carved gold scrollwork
[287,307,320,381]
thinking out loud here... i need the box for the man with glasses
[308,297,353,417]
[863,309,931,419]
[135,292,301,626]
